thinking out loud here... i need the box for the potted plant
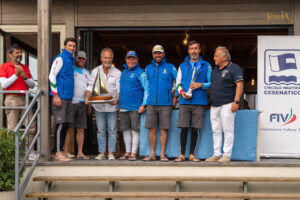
[0,128,24,200]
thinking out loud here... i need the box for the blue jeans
[95,111,118,153]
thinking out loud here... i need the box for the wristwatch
[234,101,239,104]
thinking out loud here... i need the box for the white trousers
[123,130,139,154]
[210,102,236,157]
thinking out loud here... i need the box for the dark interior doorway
[76,26,291,155]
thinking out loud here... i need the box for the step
[32,176,300,183]
[25,191,300,199]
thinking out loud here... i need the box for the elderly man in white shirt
[85,47,121,160]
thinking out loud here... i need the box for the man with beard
[0,44,36,160]
[143,45,178,162]
[0,44,35,129]
[49,38,77,162]
[85,47,121,160]
[175,40,211,162]
[62,51,92,160]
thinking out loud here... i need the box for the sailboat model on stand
[87,67,113,104]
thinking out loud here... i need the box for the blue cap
[126,50,138,58]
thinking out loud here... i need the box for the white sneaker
[95,153,106,160]
[108,153,115,160]
[29,152,37,161]
[68,153,75,158]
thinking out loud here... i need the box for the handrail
[0,89,44,200]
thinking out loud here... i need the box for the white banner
[258,36,300,158]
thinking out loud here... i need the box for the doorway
[76,25,291,155]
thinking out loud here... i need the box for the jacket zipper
[188,63,192,104]
[156,66,159,104]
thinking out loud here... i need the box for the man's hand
[181,91,192,99]
[231,102,239,113]
[109,97,119,105]
[172,96,177,108]
[138,105,146,114]
[20,70,28,79]
[14,65,23,76]
[85,97,90,105]
[189,82,202,90]
[88,105,92,115]
[53,94,62,107]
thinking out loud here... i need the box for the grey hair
[216,46,231,61]
[7,44,22,54]
[100,47,114,58]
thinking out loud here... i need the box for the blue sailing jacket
[119,63,147,110]
[179,56,210,105]
[146,58,177,106]
[50,49,75,100]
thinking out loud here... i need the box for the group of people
[0,37,243,163]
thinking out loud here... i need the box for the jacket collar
[123,62,139,71]
[151,57,166,67]
[184,55,204,66]
[61,49,74,58]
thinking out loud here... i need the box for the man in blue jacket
[143,45,178,162]
[175,41,211,162]
[119,51,149,161]
[49,37,77,162]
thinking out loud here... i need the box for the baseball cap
[77,51,87,59]
[152,45,164,53]
[126,50,138,58]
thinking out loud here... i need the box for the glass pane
[29,53,38,91]
[21,50,25,65]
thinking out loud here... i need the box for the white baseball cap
[152,45,164,53]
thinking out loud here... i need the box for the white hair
[216,46,231,61]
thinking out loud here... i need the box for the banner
[258,36,300,157]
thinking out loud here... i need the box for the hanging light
[183,33,190,45]
[251,78,255,86]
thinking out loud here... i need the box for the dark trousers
[180,128,198,155]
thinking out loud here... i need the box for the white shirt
[86,64,121,112]
[73,65,91,104]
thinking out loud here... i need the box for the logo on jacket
[265,50,300,85]
[130,73,134,78]
[221,70,228,77]
[163,69,167,74]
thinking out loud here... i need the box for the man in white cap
[63,51,92,160]
[143,45,178,162]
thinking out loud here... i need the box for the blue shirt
[210,62,243,107]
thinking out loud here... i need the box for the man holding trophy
[175,41,211,162]
[85,47,121,160]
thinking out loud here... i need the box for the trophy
[87,67,113,104]
[185,62,202,98]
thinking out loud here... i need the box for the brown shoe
[205,155,221,162]
[218,156,231,163]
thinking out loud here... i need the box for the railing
[0,89,44,200]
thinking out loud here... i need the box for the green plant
[0,128,24,191]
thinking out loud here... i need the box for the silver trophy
[185,62,202,98]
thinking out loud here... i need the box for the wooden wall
[76,0,294,27]
[0,0,294,27]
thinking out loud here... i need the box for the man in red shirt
[0,44,36,139]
